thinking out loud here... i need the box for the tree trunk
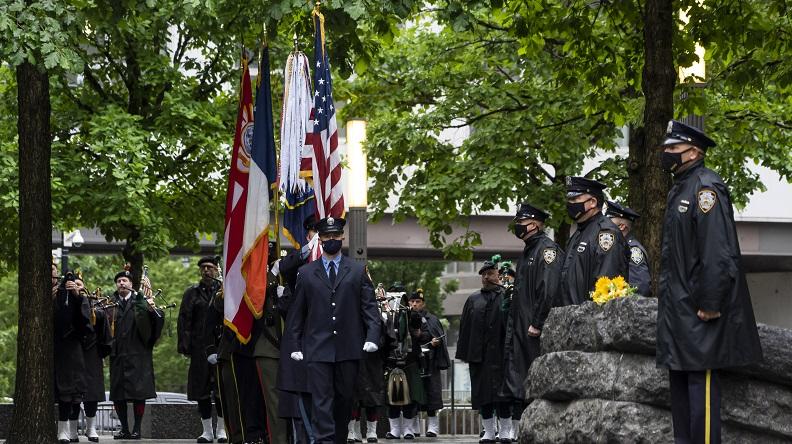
[7,61,55,444]
[628,0,676,297]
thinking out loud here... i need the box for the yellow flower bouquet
[590,275,636,305]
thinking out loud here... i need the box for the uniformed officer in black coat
[657,120,763,444]
[455,260,510,443]
[108,269,165,440]
[178,255,226,442]
[286,216,382,444]
[501,203,562,437]
[605,201,652,296]
[559,177,629,306]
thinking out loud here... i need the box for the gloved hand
[270,259,281,277]
[290,351,304,361]
[207,353,218,365]
[277,285,285,298]
[363,342,379,353]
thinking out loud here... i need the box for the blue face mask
[322,239,342,255]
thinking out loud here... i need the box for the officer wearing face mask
[657,120,762,444]
[500,203,563,440]
[605,201,651,297]
[558,177,629,306]
[286,216,382,444]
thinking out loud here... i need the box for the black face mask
[567,200,589,221]
[514,224,538,240]
[661,148,692,173]
[322,239,342,255]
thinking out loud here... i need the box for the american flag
[301,10,344,219]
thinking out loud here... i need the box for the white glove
[290,351,304,361]
[271,259,280,276]
[363,341,379,353]
[207,353,218,365]
[277,285,285,298]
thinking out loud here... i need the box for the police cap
[315,216,346,235]
[408,289,425,301]
[514,203,549,222]
[197,255,219,267]
[662,120,716,150]
[566,176,608,199]
[605,201,641,222]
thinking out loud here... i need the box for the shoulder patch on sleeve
[542,248,557,264]
[630,246,644,265]
[698,189,717,213]
[598,231,615,252]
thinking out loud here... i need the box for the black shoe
[403,433,414,440]
[88,438,99,443]
[70,439,79,443]
[426,431,437,438]
[129,431,141,440]
[367,438,378,443]
[59,440,70,444]
[217,438,228,443]
[385,433,399,439]
[198,436,213,443]
[114,430,131,440]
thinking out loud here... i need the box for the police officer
[657,120,763,443]
[287,216,382,444]
[605,201,652,296]
[456,260,510,443]
[501,204,562,441]
[177,256,226,443]
[559,177,629,306]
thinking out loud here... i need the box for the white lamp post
[346,119,368,263]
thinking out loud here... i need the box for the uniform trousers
[307,360,359,444]
[669,369,721,444]
[255,356,289,443]
[219,353,267,443]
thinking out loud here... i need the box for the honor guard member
[178,256,227,443]
[53,265,91,444]
[657,120,763,444]
[501,204,562,441]
[605,201,652,296]
[108,268,165,440]
[559,177,629,306]
[456,260,510,443]
[287,216,382,444]
[277,215,318,443]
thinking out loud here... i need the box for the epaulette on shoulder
[696,166,725,189]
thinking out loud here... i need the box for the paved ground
[90,437,482,443]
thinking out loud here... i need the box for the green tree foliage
[342,0,791,259]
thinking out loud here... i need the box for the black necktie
[328,261,336,285]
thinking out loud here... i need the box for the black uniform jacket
[82,304,112,402]
[559,212,629,306]
[54,288,92,402]
[178,280,221,400]
[502,233,563,400]
[627,234,652,297]
[657,161,763,371]
[109,291,164,401]
[286,256,381,362]
[455,286,508,409]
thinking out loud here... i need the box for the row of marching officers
[52,264,165,443]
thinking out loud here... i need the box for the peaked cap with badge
[315,216,346,234]
[514,203,550,222]
[661,119,716,150]
[566,176,607,199]
[605,201,641,222]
